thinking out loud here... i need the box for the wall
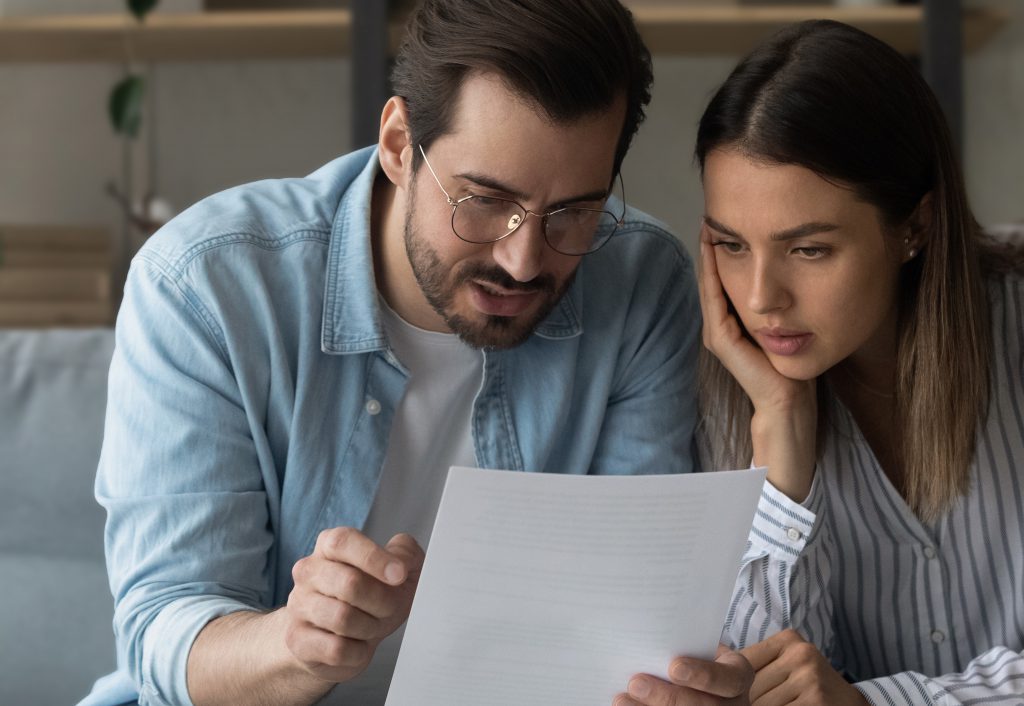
[965,0,1024,229]
[0,1,1021,261]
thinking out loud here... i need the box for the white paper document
[385,466,767,705]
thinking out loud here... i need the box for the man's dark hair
[391,0,653,178]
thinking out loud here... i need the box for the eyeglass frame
[417,144,626,256]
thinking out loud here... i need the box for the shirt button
[365,398,381,415]
[786,527,802,542]
[923,546,937,559]
[930,630,946,644]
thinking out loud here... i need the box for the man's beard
[403,200,574,350]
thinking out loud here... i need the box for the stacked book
[0,225,113,327]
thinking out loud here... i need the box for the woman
[696,20,1024,706]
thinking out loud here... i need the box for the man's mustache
[455,263,557,294]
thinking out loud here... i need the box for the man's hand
[741,629,869,706]
[614,644,754,706]
[282,528,424,684]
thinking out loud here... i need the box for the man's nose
[490,214,545,283]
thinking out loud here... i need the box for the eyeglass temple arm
[417,144,457,206]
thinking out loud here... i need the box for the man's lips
[754,327,814,356]
[468,280,541,317]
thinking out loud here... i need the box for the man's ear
[379,96,414,189]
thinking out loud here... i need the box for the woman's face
[702,148,908,381]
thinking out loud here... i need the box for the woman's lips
[754,328,814,356]
[468,281,540,317]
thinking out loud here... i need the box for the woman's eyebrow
[703,215,744,239]
[703,215,839,241]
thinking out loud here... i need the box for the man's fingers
[284,619,372,672]
[385,533,426,576]
[314,527,409,586]
[294,556,398,618]
[669,650,754,698]
[288,585,380,641]
[625,675,697,706]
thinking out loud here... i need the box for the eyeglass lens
[453,196,619,255]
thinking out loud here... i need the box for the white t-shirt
[325,299,482,705]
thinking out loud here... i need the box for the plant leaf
[109,75,146,138]
[128,0,160,21]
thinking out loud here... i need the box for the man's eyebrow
[455,171,609,208]
[703,215,840,241]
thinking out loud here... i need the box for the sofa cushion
[0,556,118,706]
[0,328,114,559]
[0,328,117,706]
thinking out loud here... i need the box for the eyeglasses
[418,145,624,256]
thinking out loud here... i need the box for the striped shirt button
[930,630,946,644]
[786,527,802,542]
[365,398,382,415]
[923,546,937,559]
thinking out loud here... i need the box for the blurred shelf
[0,301,113,327]
[631,5,1009,55]
[0,5,1009,63]
[0,10,354,63]
[0,225,113,327]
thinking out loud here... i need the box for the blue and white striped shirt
[725,272,1024,705]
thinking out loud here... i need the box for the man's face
[404,73,625,349]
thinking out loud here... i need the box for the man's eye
[466,195,507,210]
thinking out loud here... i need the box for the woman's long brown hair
[694,20,1022,521]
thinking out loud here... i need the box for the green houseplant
[107,0,173,251]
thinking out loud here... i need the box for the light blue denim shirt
[83,146,700,706]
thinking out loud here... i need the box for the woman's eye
[711,240,744,254]
[792,246,830,259]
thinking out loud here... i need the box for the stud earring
[903,236,917,259]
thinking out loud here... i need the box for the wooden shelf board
[0,10,353,63]
[0,6,1008,63]
[0,301,113,327]
[0,268,111,301]
[629,5,1009,55]
[0,225,109,251]
[0,252,112,268]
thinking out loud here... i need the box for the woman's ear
[906,192,934,259]
[378,96,414,190]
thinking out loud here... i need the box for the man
[82,1,752,704]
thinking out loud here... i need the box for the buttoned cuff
[748,471,823,562]
[855,672,952,706]
[139,595,255,705]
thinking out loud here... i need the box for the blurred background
[0,0,1020,326]
[0,2,1021,705]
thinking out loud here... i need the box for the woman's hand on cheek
[698,233,806,412]
[698,232,818,502]
[741,630,869,706]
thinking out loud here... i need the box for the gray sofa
[0,328,117,706]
